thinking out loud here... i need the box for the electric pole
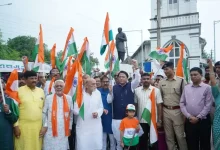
[157,0,161,48]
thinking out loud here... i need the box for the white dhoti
[76,118,103,150]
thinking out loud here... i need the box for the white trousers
[112,119,122,150]
[102,133,116,150]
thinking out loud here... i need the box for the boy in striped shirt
[119,104,140,150]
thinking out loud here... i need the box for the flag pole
[108,43,112,84]
[0,78,6,105]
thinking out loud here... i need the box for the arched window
[163,39,189,67]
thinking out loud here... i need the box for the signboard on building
[0,60,51,73]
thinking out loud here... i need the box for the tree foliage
[57,50,63,61]
[90,55,99,68]
[0,45,20,60]
[0,29,99,66]
[7,36,36,60]
[0,29,3,45]
[7,35,50,62]
[202,50,211,59]
[0,29,20,60]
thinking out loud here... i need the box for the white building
[130,0,207,73]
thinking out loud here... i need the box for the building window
[169,0,178,4]
[164,40,188,67]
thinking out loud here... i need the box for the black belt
[163,104,180,110]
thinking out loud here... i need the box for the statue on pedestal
[115,27,127,62]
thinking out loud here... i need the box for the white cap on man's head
[126,104,136,111]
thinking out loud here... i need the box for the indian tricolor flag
[100,12,113,55]
[32,24,44,72]
[78,37,91,75]
[47,77,55,95]
[62,56,74,79]
[104,41,120,76]
[123,128,139,146]
[62,27,77,61]
[60,27,77,73]
[176,43,189,83]
[149,45,173,61]
[64,61,84,119]
[5,69,20,116]
[51,43,61,71]
[141,88,158,144]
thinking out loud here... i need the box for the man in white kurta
[75,78,104,150]
[42,80,74,150]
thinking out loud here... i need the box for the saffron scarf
[52,94,70,137]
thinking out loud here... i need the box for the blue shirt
[98,88,113,134]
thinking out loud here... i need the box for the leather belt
[163,104,180,110]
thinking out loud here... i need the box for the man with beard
[42,80,74,150]
[135,73,163,149]
[44,68,61,96]
[14,71,45,150]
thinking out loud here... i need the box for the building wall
[151,0,197,18]
[132,44,151,67]
[150,0,201,72]
[150,14,199,29]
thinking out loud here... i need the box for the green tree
[0,29,3,45]
[44,44,51,63]
[202,50,211,59]
[90,55,99,68]
[0,29,20,60]
[57,50,63,61]
[7,35,50,62]
[7,36,36,60]
[0,45,20,60]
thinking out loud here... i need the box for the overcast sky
[0,0,219,70]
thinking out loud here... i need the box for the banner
[0,60,51,73]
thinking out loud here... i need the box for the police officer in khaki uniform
[158,62,188,150]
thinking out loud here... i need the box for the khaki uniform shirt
[158,76,186,106]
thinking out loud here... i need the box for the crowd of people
[1,57,220,150]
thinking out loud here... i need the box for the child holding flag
[119,104,140,150]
